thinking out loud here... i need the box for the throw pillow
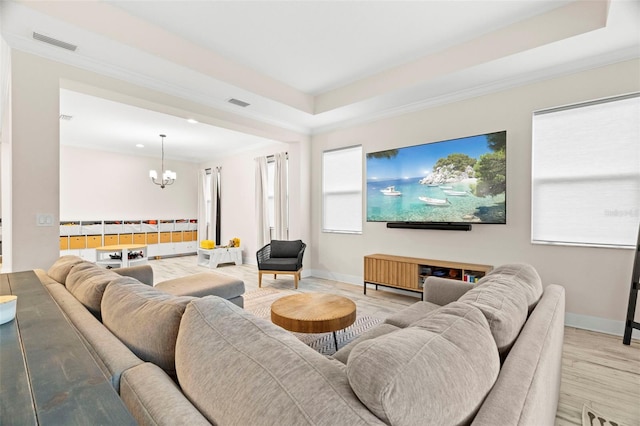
[477,263,543,312]
[65,262,121,319]
[47,255,85,284]
[101,277,195,378]
[347,302,500,426]
[270,240,302,258]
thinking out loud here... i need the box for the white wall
[0,30,9,265]
[310,59,640,335]
[61,145,198,220]
[7,50,60,271]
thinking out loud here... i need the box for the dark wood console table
[0,271,135,425]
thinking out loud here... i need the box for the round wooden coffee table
[271,293,357,351]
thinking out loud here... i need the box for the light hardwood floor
[150,256,640,426]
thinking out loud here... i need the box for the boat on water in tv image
[366,131,507,225]
[418,196,451,206]
[441,189,470,196]
[380,186,402,196]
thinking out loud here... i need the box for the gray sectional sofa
[35,256,564,425]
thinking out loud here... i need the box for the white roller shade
[532,93,640,248]
[322,146,363,233]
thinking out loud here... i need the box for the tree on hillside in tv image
[475,132,506,197]
[365,131,506,224]
[367,149,399,160]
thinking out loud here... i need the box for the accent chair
[256,240,306,289]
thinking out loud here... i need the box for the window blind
[532,93,640,248]
[322,146,363,233]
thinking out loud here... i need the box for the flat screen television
[366,131,506,225]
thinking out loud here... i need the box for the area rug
[243,287,382,355]
[582,404,629,426]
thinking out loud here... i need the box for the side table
[96,244,148,268]
[197,247,242,269]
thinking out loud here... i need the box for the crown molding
[310,46,640,135]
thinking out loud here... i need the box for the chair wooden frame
[258,268,303,289]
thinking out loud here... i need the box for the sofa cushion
[347,302,500,426]
[333,323,399,364]
[114,265,154,286]
[257,257,300,271]
[47,255,85,284]
[269,239,303,258]
[156,272,245,300]
[477,263,543,312]
[383,300,440,328]
[101,277,195,378]
[459,266,531,355]
[175,296,382,426]
[66,261,121,319]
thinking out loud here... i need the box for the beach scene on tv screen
[366,131,506,224]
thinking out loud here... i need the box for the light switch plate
[36,214,54,227]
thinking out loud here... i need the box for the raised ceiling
[2,0,639,160]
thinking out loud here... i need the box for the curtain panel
[197,169,208,243]
[211,167,220,244]
[255,156,270,248]
[273,152,288,240]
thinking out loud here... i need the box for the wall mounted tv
[366,131,506,226]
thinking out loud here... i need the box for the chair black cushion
[259,258,300,272]
[270,240,303,258]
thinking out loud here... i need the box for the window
[322,146,363,233]
[532,93,640,248]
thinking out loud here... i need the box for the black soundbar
[386,222,472,231]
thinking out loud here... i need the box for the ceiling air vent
[227,98,250,108]
[33,32,78,52]
[59,114,73,121]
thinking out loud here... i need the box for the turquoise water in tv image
[367,178,505,223]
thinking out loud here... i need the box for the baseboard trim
[309,269,361,286]
[309,269,639,340]
[565,312,640,340]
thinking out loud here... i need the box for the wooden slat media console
[364,254,493,300]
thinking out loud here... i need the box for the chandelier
[149,134,176,189]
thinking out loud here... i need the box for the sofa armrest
[115,265,154,286]
[120,363,211,426]
[34,268,60,286]
[424,276,474,305]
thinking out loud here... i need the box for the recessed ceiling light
[187,118,198,124]
[136,144,144,148]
